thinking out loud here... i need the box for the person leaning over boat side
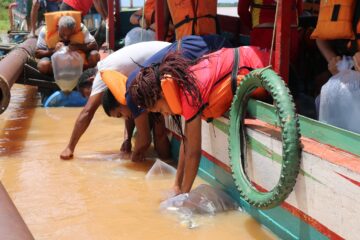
[60,40,171,160]
[35,15,99,75]
[100,35,231,162]
[128,47,269,194]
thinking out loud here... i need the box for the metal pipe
[0,38,37,114]
[0,182,34,239]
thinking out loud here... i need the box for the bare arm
[93,0,108,20]
[69,41,98,53]
[132,112,152,162]
[180,115,202,193]
[35,48,55,58]
[120,118,135,153]
[60,92,103,160]
[316,39,337,62]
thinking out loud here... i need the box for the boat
[0,0,359,239]
[153,1,360,239]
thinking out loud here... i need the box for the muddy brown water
[0,85,277,239]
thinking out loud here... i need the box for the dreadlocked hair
[130,52,203,110]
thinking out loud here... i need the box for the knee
[87,50,100,68]
[37,59,52,75]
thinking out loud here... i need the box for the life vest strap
[231,48,240,95]
[173,14,217,30]
[251,3,276,10]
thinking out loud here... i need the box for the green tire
[229,68,301,209]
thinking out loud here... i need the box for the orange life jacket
[311,0,356,40]
[100,70,127,105]
[44,11,85,49]
[144,0,156,27]
[167,0,217,40]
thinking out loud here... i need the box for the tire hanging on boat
[228,67,301,209]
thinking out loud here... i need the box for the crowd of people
[7,0,356,194]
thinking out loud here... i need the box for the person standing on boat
[128,46,269,194]
[60,35,230,161]
[60,0,107,20]
[29,0,62,37]
[35,13,99,75]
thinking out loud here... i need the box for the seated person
[60,35,230,161]
[128,47,269,194]
[35,14,99,75]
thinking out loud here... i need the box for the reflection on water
[0,85,277,239]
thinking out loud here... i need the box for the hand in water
[131,152,145,162]
[120,139,132,153]
[60,147,74,160]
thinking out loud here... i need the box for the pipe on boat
[0,182,34,239]
[0,38,37,114]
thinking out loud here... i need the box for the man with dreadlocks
[101,35,231,162]
[128,46,269,194]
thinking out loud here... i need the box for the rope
[140,0,146,41]
[269,0,280,66]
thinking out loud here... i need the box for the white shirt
[36,23,95,50]
[91,41,171,96]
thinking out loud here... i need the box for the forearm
[124,118,135,142]
[66,106,97,151]
[316,39,337,62]
[131,131,151,161]
[35,49,54,58]
[72,42,98,53]
[174,140,185,187]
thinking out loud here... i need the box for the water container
[51,46,84,92]
[319,56,360,134]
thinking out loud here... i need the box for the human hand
[60,147,74,160]
[139,17,148,29]
[131,151,145,162]
[353,52,360,72]
[120,139,132,153]
[328,56,341,75]
[55,42,65,51]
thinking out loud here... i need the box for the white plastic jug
[319,56,360,134]
[51,46,84,92]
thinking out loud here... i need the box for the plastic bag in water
[160,184,240,228]
[51,46,84,92]
[319,56,360,133]
[145,159,176,180]
[124,27,156,46]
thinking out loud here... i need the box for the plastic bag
[160,184,240,228]
[145,159,176,180]
[124,27,156,46]
[319,56,360,133]
[51,46,84,92]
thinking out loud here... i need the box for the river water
[0,85,276,239]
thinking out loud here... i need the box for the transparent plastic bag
[319,56,360,133]
[51,46,84,92]
[145,159,176,180]
[124,27,156,46]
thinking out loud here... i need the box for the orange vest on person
[167,0,217,40]
[311,0,357,40]
[144,0,156,27]
[161,47,269,121]
[44,11,85,49]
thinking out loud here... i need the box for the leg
[151,114,171,159]
[30,0,40,36]
[37,57,52,75]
